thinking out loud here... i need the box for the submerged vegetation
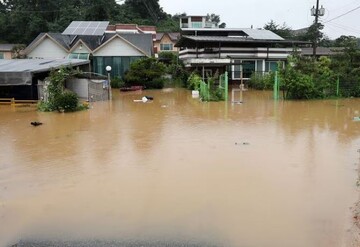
[249,36,360,100]
[187,71,226,102]
[37,67,88,112]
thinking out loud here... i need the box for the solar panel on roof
[62,21,110,36]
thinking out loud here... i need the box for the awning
[0,59,90,86]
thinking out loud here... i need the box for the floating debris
[30,121,43,126]
[235,142,250,145]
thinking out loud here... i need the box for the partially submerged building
[24,21,153,79]
[176,16,309,82]
[0,59,89,99]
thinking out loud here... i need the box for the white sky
[159,0,360,39]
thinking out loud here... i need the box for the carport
[0,59,89,99]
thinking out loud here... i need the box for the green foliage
[206,13,226,28]
[249,72,275,90]
[37,101,53,112]
[124,57,166,89]
[11,44,26,58]
[166,63,189,87]
[53,90,79,112]
[197,71,226,102]
[1,1,223,44]
[158,51,177,64]
[38,67,83,112]
[187,72,202,90]
[264,20,293,39]
[159,52,189,87]
[278,54,337,99]
[110,77,125,88]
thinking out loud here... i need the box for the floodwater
[1,88,360,247]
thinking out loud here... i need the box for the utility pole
[311,0,325,57]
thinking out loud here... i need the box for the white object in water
[142,96,148,102]
[192,90,199,98]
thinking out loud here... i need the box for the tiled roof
[156,32,180,41]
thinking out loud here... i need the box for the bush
[187,72,202,90]
[124,57,166,89]
[146,78,166,89]
[249,72,275,90]
[53,91,79,112]
[110,77,125,88]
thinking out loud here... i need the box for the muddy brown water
[1,88,360,247]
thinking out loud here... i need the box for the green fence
[199,72,228,102]
[271,73,360,100]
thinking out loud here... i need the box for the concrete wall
[66,78,89,99]
[66,78,109,101]
[27,37,68,59]
[94,37,144,57]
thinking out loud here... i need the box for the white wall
[27,37,68,59]
[72,43,91,54]
[94,37,144,57]
[66,78,89,99]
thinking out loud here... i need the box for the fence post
[224,71,228,101]
[274,71,279,100]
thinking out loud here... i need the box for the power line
[324,5,360,23]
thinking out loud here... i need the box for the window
[0,52,4,59]
[232,60,256,79]
[93,56,142,78]
[191,22,203,28]
[265,61,278,72]
[68,53,90,60]
[242,61,256,78]
[160,44,173,51]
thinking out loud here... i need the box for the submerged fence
[248,71,360,100]
[199,72,228,102]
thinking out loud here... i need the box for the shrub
[53,91,79,112]
[124,58,166,89]
[146,77,166,89]
[110,77,125,88]
[249,72,274,90]
[187,72,202,90]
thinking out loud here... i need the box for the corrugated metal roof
[182,35,250,42]
[181,28,284,40]
[240,28,284,40]
[0,59,89,73]
[0,59,90,86]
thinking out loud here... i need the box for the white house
[25,21,154,79]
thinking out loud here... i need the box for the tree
[264,20,293,39]
[124,58,166,89]
[123,0,166,24]
[206,13,226,28]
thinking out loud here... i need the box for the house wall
[72,43,91,54]
[94,37,145,57]
[27,37,68,59]
[0,51,13,59]
[154,34,179,53]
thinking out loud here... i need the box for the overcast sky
[159,0,360,39]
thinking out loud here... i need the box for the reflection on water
[1,88,360,247]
